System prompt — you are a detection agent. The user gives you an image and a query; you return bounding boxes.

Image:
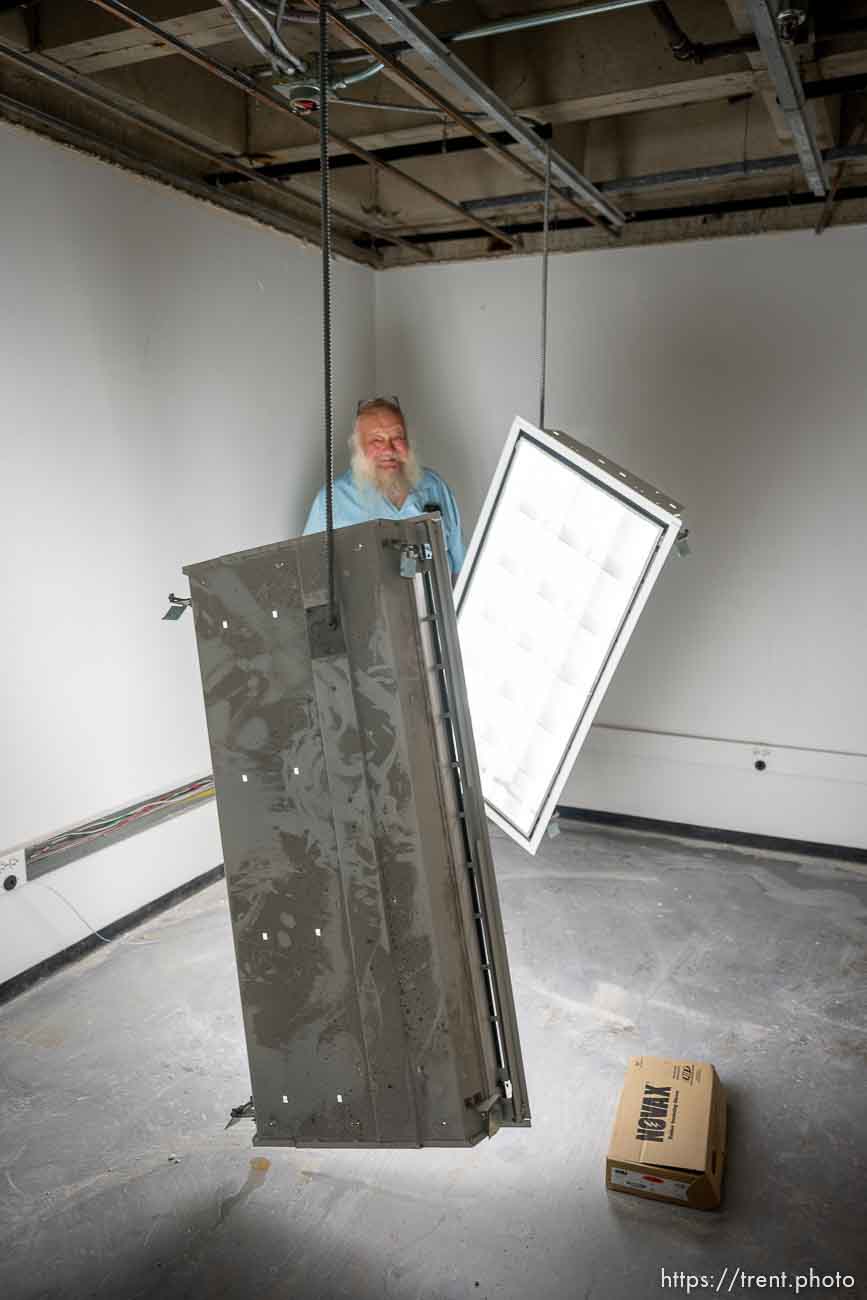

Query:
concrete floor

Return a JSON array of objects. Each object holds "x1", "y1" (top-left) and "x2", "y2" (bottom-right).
[{"x1": 1, "y1": 823, "x2": 865, "y2": 1300}]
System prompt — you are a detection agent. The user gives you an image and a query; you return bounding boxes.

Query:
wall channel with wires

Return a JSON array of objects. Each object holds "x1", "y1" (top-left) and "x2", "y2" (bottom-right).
[{"x1": 0, "y1": 778, "x2": 216, "y2": 896}]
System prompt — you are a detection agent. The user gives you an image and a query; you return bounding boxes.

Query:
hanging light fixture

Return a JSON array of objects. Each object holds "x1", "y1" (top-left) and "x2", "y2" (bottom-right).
[
  {"x1": 184, "y1": 516, "x2": 530, "y2": 1146},
  {"x1": 455, "y1": 416, "x2": 685, "y2": 854}
]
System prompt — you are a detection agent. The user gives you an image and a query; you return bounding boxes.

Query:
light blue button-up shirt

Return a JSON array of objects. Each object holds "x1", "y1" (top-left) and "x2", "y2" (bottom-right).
[{"x1": 303, "y1": 468, "x2": 466, "y2": 575}]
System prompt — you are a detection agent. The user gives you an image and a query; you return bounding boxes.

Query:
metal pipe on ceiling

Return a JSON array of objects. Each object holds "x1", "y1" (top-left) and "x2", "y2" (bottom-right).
[
  {"x1": 85, "y1": 0, "x2": 520, "y2": 248},
  {"x1": 456, "y1": 0, "x2": 751, "y2": 61},
  {"x1": 332, "y1": 58, "x2": 384, "y2": 89},
  {"x1": 328, "y1": 95, "x2": 495, "y2": 116},
  {"x1": 324, "y1": 0, "x2": 757, "y2": 66},
  {"x1": 259, "y1": 0, "x2": 440, "y2": 22},
  {"x1": 380, "y1": 182, "x2": 867, "y2": 251},
  {"x1": 0, "y1": 36, "x2": 428, "y2": 256},
  {"x1": 307, "y1": 1, "x2": 677, "y2": 95},
  {"x1": 273, "y1": 0, "x2": 650, "y2": 26},
  {"x1": 648, "y1": 2, "x2": 699, "y2": 62},
  {"x1": 458, "y1": 144, "x2": 867, "y2": 212},
  {"x1": 448, "y1": 0, "x2": 653, "y2": 43},
  {"x1": 331, "y1": 94, "x2": 450, "y2": 113},
  {"x1": 257, "y1": 0, "x2": 812, "y2": 77},
  {"x1": 630, "y1": 6, "x2": 867, "y2": 65}
]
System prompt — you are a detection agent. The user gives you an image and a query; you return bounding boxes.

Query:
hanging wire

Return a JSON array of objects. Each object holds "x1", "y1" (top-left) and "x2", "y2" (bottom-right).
[
  {"x1": 219, "y1": 0, "x2": 305, "y2": 73},
  {"x1": 319, "y1": 0, "x2": 337, "y2": 628},
  {"x1": 538, "y1": 139, "x2": 551, "y2": 430},
  {"x1": 32, "y1": 881, "x2": 160, "y2": 947}
]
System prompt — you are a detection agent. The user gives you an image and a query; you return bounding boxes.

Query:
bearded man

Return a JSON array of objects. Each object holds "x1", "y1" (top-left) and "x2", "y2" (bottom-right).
[{"x1": 302, "y1": 397, "x2": 466, "y2": 576}]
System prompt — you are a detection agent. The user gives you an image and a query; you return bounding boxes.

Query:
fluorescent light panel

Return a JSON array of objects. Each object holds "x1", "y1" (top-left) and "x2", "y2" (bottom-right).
[{"x1": 456, "y1": 417, "x2": 683, "y2": 854}]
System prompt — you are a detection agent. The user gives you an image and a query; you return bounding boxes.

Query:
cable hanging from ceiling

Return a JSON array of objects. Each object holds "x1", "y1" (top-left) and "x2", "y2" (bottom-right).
[
  {"x1": 221, "y1": 0, "x2": 339, "y2": 618},
  {"x1": 538, "y1": 140, "x2": 551, "y2": 430},
  {"x1": 318, "y1": 0, "x2": 338, "y2": 629},
  {"x1": 223, "y1": 0, "x2": 339, "y2": 620}
]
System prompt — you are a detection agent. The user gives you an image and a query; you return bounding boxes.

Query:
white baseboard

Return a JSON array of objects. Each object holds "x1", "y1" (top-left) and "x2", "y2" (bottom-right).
[{"x1": 562, "y1": 725, "x2": 867, "y2": 852}]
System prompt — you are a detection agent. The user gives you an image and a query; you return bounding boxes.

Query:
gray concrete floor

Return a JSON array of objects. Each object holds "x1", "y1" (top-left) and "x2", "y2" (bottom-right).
[{"x1": 1, "y1": 823, "x2": 866, "y2": 1300}]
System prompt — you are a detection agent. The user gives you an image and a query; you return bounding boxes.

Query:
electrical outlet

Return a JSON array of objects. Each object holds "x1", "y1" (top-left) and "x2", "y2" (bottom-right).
[{"x1": 0, "y1": 847, "x2": 27, "y2": 894}]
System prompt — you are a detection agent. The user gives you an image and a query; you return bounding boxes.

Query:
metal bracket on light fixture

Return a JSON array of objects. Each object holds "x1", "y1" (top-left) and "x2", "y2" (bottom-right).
[
  {"x1": 545, "y1": 816, "x2": 561, "y2": 840},
  {"x1": 162, "y1": 592, "x2": 192, "y2": 621},
  {"x1": 675, "y1": 526, "x2": 691, "y2": 557},
  {"x1": 476, "y1": 1088, "x2": 505, "y2": 1137},
  {"x1": 224, "y1": 1096, "x2": 256, "y2": 1130},
  {"x1": 387, "y1": 539, "x2": 433, "y2": 578}
]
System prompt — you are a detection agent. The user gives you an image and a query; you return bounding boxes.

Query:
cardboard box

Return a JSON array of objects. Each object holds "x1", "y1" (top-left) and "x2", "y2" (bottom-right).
[{"x1": 606, "y1": 1055, "x2": 726, "y2": 1210}]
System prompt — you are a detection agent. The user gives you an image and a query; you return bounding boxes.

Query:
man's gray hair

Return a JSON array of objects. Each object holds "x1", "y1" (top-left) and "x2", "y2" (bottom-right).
[{"x1": 352, "y1": 396, "x2": 405, "y2": 439}]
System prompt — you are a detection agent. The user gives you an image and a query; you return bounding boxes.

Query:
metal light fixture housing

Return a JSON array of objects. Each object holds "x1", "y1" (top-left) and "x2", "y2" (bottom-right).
[
  {"x1": 184, "y1": 516, "x2": 530, "y2": 1147},
  {"x1": 455, "y1": 415, "x2": 684, "y2": 855}
]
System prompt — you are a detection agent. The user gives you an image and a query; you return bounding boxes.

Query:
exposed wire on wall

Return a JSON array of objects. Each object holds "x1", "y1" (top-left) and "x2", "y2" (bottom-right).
[
  {"x1": 30, "y1": 881, "x2": 160, "y2": 947},
  {"x1": 26, "y1": 777, "x2": 215, "y2": 867}
]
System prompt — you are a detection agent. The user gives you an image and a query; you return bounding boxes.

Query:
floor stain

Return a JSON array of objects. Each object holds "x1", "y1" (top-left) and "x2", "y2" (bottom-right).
[
  {"x1": 218, "y1": 1156, "x2": 271, "y2": 1223},
  {"x1": 0, "y1": 1021, "x2": 66, "y2": 1049}
]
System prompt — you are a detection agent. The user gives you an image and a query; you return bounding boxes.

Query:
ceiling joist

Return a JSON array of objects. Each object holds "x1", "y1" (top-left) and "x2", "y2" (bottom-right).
[{"x1": 2, "y1": 0, "x2": 867, "y2": 266}]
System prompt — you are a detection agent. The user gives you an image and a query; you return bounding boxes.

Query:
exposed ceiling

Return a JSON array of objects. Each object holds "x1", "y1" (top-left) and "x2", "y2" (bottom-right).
[{"x1": 2, "y1": 0, "x2": 867, "y2": 267}]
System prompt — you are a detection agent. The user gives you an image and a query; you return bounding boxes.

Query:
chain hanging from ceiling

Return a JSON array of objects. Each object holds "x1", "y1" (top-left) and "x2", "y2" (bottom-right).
[{"x1": 219, "y1": 0, "x2": 338, "y2": 623}]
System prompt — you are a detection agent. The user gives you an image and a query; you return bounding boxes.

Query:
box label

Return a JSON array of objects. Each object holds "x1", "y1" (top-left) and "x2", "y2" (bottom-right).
[
  {"x1": 634, "y1": 1082, "x2": 672, "y2": 1142},
  {"x1": 610, "y1": 1167, "x2": 691, "y2": 1201}
]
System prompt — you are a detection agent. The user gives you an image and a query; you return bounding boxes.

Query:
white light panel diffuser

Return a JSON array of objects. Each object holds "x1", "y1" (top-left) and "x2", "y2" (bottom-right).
[{"x1": 455, "y1": 416, "x2": 684, "y2": 854}]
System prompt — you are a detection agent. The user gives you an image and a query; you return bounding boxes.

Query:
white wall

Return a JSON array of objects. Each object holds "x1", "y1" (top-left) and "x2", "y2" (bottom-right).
[
  {"x1": 3, "y1": 124, "x2": 865, "y2": 991},
  {"x1": 0, "y1": 124, "x2": 374, "y2": 983},
  {"x1": 375, "y1": 229, "x2": 867, "y2": 849}
]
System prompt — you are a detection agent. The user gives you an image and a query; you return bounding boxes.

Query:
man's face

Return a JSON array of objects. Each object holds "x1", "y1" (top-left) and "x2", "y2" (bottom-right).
[{"x1": 356, "y1": 407, "x2": 409, "y2": 474}]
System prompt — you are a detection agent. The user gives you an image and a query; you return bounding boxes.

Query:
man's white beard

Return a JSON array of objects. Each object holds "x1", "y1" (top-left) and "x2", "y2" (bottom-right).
[{"x1": 351, "y1": 440, "x2": 422, "y2": 499}]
